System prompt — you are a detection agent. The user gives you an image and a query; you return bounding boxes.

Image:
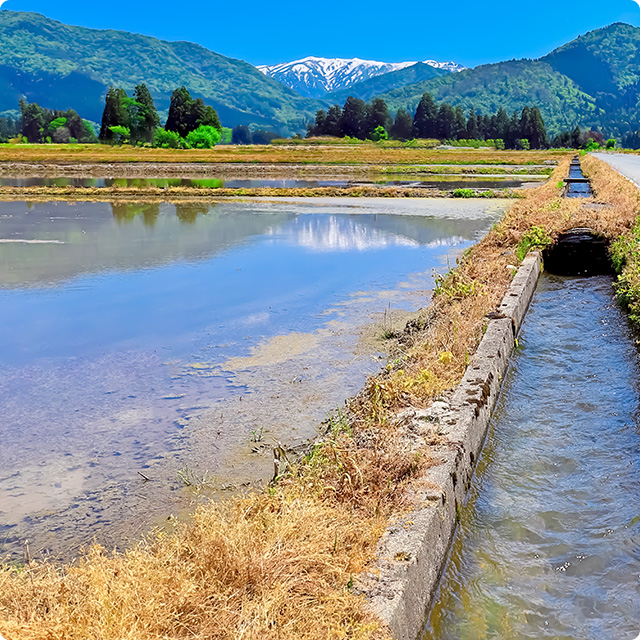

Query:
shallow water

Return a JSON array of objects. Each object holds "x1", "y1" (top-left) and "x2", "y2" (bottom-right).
[
  {"x1": 0, "y1": 197, "x2": 506, "y2": 558},
  {"x1": 423, "y1": 274, "x2": 640, "y2": 640},
  {"x1": 0, "y1": 175, "x2": 543, "y2": 190}
]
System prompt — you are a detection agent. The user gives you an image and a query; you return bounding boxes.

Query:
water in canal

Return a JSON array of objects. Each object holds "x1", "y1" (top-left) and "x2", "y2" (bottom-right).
[
  {"x1": 0, "y1": 197, "x2": 506, "y2": 558},
  {"x1": 423, "y1": 274, "x2": 640, "y2": 640}
]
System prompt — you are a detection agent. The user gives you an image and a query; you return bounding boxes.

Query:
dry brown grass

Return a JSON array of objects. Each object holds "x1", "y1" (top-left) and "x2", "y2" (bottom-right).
[
  {"x1": 0, "y1": 144, "x2": 566, "y2": 166},
  {"x1": 581, "y1": 154, "x2": 640, "y2": 324},
  {"x1": 5, "y1": 153, "x2": 639, "y2": 640}
]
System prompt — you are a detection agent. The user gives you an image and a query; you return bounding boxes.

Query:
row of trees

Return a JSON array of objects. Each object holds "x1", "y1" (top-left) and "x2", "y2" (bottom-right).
[
  {"x1": 17, "y1": 100, "x2": 96, "y2": 144},
  {"x1": 307, "y1": 94, "x2": 549, "y2": 149},
  {"x1": 307, "y1": 98, "x2": 393, "y2": 141},
  {"x1": 99, "y1": 84, "x2": 223, "y2": 148}
]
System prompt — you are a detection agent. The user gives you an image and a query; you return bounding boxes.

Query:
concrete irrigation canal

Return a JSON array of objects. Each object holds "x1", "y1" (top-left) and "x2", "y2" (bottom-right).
[{"x1": 367, "y1": 157, "x2": 640, "y2": 640}]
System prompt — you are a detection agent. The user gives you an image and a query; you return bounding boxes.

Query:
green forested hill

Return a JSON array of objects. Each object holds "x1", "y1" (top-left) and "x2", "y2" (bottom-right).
[
  {"x1": 370, "y1": 23, "x2": 640, "y2": 136},
  {"x1": 325, "y1": 63, "x2": 448, "y2": 103},
  {"x1": 541, "y1": 22, "x2": 640, "y2": 132},
  {"x1": 376, "y1": 59, "x2": 604, "y2": 136},
  {"x1": 0, "y1": 11, "x2": 321, "y2": 133}
]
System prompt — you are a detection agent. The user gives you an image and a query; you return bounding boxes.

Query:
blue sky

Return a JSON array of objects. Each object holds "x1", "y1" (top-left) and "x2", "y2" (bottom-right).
[{"x1": 1, "y1": 0, "x2": 640, "y2": 67}]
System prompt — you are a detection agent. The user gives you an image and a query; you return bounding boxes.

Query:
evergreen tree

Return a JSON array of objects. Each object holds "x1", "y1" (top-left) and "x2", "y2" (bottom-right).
[
  {"x1": 390, "y1": 108, "x2": 414, "y2": 140},
  {"x1": 413, "y1": 93, "x2": 437, "y2": 138},
  {"x1": 494, "y1": 108, "x2": 510, "y2": 141},
  {"x1": 366, "y1": 98, "x2": 391, "y2": 136},
  {"x1": 190, "y1": 99, "x2": 221, "y2": 131},
  {"x1": 519, "y1": 106, "x2": 533, "y2": 146},
  {"x1": 506, "y1": 111, "x2": 520, "y2": 148},
  {"x1": 466, "y1": 108, "x2": 480, "y2": 139},
  {"x1": 99, "y1": 87, "x2": 128, "y2": 142},
  {"x1": 436, "y1": 103, "x2": 455, "y2": 139},
  {"x1": 166, "y1": 87, "x2": 221, "y2": 138},
  {"x1": 452, "y1": 106, "x2": 466, "y2": 140},
  {"x1": 20, "y1": 100, "x2": 46, "y2": 143},
  {"x1": 528, "y1": 107, "x2": 547, "y2": 148},
  {"x1": 323, "y1": 105, "x2": 342, "y2": 137},
  {"x1": 308, "y1": 109, "x2": 326, "y2": 136},
  {"x1": 482, "y1": 115, "x2": 491, "y2": 139},
  {"x1": 571, "y1": 125, "x2": 582, "y2": 148},
  {"x1": 133, "y1": 84, "x2": 159, "y2": 143},
  {"x1": 339, "y1": 97, "x2": 367, "y2": 139},
  {"x1": 166, "y1": 86, "x2": 194, "y2": 138}
]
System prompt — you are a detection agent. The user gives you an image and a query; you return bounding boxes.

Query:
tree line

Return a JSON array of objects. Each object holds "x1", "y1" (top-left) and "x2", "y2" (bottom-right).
[
  {"x1": 308, "y1": 94, "x2": 549, "y2": 149},
  {"x1": 99, "y1": 84, "x2": 223, "y2": 148},
  {"x1": 15, "y1": 101, "x2": 97, "y2": 144}
]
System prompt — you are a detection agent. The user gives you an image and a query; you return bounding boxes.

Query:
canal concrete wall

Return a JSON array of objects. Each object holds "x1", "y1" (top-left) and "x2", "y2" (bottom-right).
[{"x1": 363, "y1": 251, "x2": 542, "y2": 640}]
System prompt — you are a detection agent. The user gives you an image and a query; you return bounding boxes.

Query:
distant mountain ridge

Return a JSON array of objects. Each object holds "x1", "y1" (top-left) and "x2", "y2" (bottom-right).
[
  {"x1": 0, "y1": 12, "x2": 638, "y2": 138},
  {"x1": 257, "y1": 56, "x2": 465, "y2": 98},
  {"x1": 325, "y1": 62, "x2": 450, "y2": 103},
  {"x1": 0, "y1": 10, "x2": 321, "y2": 133},
  {"x1": 370, "y1": 23, "x2": 640, "y2": 136}
]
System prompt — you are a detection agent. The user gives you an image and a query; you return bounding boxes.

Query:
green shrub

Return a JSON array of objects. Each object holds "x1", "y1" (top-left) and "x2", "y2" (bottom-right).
[
  {"x1": 452, "y1": 188, "x2": 474, "y2": 198},
  {"x1": 109, "y1": 125, "x2": 130, "y2": 144},
  {"x1": 370, "y1": 126, "x2": 388, "y2": 142},
  {"x1": 516, "y1": 225, "x2": 553, "y2": 261},
  {"x1": 585, "y1": 138, "x2": 601, "y2": 152},
  {"x1": 186, "y1": 125, "x2": 221, "y2": 149},
  {"x1": 153, "y1": 128, "x2": 184, "y2": 149}
]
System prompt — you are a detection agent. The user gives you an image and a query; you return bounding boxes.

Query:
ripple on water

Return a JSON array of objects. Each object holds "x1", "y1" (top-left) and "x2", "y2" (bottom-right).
[{"x1": 423, "y1": 275, "x2": 640, "y2": 640}]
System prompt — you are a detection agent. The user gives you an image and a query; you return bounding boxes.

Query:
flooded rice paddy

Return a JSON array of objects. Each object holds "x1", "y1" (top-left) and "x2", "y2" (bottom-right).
[
  {"x1": 423, "y1": 274, "x2": 640, "y2": 640},
  {"x1": 0, "y1": 197, "x2": 506, "y2": 559},
  {"x1": 0, "y1": 175, "x2": 545, "y2": 191}
]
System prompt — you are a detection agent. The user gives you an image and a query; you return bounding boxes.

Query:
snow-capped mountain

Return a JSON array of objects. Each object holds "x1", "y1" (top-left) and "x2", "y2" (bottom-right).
[{"x1": 257, "y1": 56, "x2": 465, "y2": 98}]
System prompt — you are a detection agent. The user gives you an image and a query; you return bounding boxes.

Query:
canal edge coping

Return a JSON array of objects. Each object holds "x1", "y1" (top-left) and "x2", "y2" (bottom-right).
[{"x1": 362, "y1": 250, "x2": 542, "y2": 640}]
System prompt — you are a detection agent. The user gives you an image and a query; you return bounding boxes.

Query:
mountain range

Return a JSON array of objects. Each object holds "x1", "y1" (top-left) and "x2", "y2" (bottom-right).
[
  {"x1": 257, "y1": 57, "x2": 464, "y2": 98},
  {"x1": 0, "y1": 10, "x2": 319, "y2": 134},
  {"x1": 374, "y1": 22, "x2": 640, "y2": 136},
  {"x1": 0, "y1": 12, "x2": 639, "y2": 137}
]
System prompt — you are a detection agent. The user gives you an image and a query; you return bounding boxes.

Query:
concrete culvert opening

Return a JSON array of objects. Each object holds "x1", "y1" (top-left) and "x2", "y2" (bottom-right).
[{"x1": 543, "y1": 228, "x2": 613, "y2": 276}]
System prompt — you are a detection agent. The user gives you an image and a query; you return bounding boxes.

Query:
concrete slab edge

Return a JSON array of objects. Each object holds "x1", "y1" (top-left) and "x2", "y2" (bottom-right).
[{"x1": 362, "y1": 251, "x2": 542, "y2": 640}]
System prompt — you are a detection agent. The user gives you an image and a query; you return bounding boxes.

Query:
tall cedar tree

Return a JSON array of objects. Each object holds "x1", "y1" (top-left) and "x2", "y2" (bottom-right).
[
  {"x1": 20, "y1": 99, "x2": 46, "y2": 143},
  {"x1": 100, "y1": 87, "x2": 128, "y2": 142},
  {"x1": 390, "y1": 108, "x2": 414, "y2": 140},
  {"x1": 466, "y1": 108, "x2": 480, "y2": 139},
  {"x1": 413, "y1": 93, "x2": 438, "y2": 138},
  {"x1": 166, "y1": 87, "x2": 222, "y2": 138},
  {"x1": 133, "y1": 84, "x2": 159, "y2": 143},
  {"x1": 165, "y1": 87, "x2": 193, "y2": 138},
  {"x1": 339, "y1": 97, "x2": 367, "y2": 139},
  {"x1": 453, "y1": 107, "x2": 466, "y2": 139},
  {"x1": 324, "y1": 105, "x2": 342, "y2": 136},
  {"x1": 366, "y1": 98, "x2": 391, "y2": 133},
  {"x1": 436, "y1": 103, "x2": 455, "y2": 139}
]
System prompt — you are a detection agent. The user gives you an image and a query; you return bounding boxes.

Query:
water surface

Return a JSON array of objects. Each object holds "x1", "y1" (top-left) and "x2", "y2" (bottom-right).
[
  {"x1": 423, "y1": 275, "x2": 640, "y2": 640},
  {"x1": 0, "y1": 198, "x2": 506, "y2": 558},
  {"x1": 0, "y1": 175, "x2": 544, "y2": 190}
]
